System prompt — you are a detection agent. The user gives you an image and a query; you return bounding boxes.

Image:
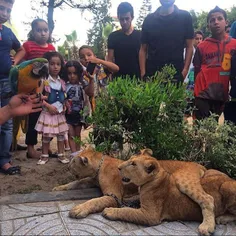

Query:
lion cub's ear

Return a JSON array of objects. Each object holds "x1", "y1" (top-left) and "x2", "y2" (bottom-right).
[
  {"x1": 145, "y1": 162, "x2": 156, "y2": 174},
  {"x1": 85, "y1": 144, "x2": 95, "y2": 151},
  {"x1": 140, "y1": 148, "x2": 153, "y2": 156},
  {"x1": 79, "y1": 156, "x2": 88, "y2": 165}
]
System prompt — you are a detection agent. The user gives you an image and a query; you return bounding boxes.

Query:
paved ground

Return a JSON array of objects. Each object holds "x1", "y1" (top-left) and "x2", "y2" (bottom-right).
[{"x1": 0, "y1": 189, "x2": 236, "y2": 236}]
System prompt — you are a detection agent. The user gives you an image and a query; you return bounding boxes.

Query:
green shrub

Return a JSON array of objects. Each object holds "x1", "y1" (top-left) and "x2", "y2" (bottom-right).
[
  {"x1": 183, "y1": 117, "x2": 236, "y2": 178},
  {"x1": 89, "y1": 66, "x2": 190, "y2": 159},
  {"x1": 88, "y1": 66, "x2": 236, "y2": 178}
]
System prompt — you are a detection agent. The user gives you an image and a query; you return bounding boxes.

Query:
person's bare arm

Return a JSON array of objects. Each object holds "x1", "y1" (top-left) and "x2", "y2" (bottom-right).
[
  {"x1": 13, "y1": 46, "x2": 26, "y2": 65},
  {"x1": 88, "y1": 57, "x2": 119, "y2": 73},
  {"x1": 83, "y1": 74, "x2": 95, "y2": 97},
  {"x1": 0, "y1": 94, "x2": 44, "y2": 125},
  {"x1": 193, "y1": 47, "x2": 202, "y2": 80},
  {"x1": 183, "y1": 39, "x2": 194, "y2": 78},
  {"x1": 139, "y1": 44, "x2": 148, "y2": 79},
  {"x1": 107, "y1": 49, "x2": 114, "y2": 62}
]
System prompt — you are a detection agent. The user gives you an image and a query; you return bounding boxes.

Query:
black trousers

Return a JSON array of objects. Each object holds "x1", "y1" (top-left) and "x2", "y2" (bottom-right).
[
  {"x1": 224, "y1": 101, "x2": 236, "y2": 124},
  {"x1": 194, "y1": 98, "x2": 224, "y2": 120},
  {"x1": 25, "y1": 111, "x2": 40, "y2": 146}
]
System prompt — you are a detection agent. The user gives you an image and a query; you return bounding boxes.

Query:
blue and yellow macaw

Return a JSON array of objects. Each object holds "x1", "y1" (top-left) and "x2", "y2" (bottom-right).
[
  {"x1": 9, "y1": 58, "x2": 49, "y2": 151},
  {"x1": 9, "y1": 58, "x2": 49, "y2": 95}
]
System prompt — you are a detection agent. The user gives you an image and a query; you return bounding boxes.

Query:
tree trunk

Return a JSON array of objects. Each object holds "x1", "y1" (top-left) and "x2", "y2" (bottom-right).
[{"x1": 48, "y1": 0, "x2": 55, "y2": 34}]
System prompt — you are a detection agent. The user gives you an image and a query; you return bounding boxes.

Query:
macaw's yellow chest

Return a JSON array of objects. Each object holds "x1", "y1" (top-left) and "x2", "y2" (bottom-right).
[{"x1": 17, "y1": 66, "x2": 42, "y2": 94}]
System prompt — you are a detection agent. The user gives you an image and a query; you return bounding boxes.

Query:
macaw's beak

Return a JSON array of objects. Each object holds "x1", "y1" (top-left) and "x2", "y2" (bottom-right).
[
  {"x1": 32, "y1": 62, "x2": 49, "y2": 78},
  {"x1": 39, "y1": 63, "x2": 49, "y2": 78}
]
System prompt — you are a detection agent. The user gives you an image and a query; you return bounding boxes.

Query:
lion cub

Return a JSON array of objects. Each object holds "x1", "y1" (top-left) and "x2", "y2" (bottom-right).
[
  {"x1": 103, "y1": 149, "x2": 236, "y2": 236},
  {"x1": 53, "y1": 146, "x2": 139, "y2": 218}
]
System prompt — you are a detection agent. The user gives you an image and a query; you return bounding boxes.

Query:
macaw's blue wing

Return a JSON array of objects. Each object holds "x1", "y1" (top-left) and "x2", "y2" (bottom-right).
[{"x1": 9, "y1": 65, "x2": 19, "y2": 95}]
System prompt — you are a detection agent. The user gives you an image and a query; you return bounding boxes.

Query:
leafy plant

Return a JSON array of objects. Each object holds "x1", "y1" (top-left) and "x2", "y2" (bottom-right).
[
  {"x1": 89, "y1": 66, "x2": 189, "y2": 159},
  {"x1": 183, "y1": 117, "x2": 236, "y2": 178},
  {"x1": 88, "y1": 65, "x2": 236, "y2": 178},
  {"x1": 72, "y1": 136, "x2": 83, "y2": 146}
]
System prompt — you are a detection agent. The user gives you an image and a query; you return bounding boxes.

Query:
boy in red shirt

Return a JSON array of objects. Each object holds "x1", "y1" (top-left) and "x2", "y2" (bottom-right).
[{"x1": 193, "y1": 6, "x2": 236, "y2": 120}]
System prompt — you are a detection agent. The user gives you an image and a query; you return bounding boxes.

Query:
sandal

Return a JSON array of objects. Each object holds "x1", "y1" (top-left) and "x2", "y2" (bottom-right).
[
  {"x1": 0, "y1": 166, "x2": 21, "y2": 175},
  {"x1": 37, "y1": 155, "x2": 49, "y2": 165},
  {"x1": 57, "y1": 154, "x2": 70, "y2": 164}
]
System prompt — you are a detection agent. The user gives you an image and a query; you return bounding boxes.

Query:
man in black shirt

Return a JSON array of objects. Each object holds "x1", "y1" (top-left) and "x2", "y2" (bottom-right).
[
  {"x1": 139, "y1": 0, "x2": 194, "y2": 83},
  {"x1": 107, "y1": 2, "x2": 141, "y2": 79}
]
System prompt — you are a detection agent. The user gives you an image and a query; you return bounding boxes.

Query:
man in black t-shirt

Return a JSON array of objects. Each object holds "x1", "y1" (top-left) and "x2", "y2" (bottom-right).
[
  {"x1": 107, "y1": 2, "x2": 141, "y2": 79},
  {"x1": 139, "y1": 0, "x2": 194, "y2": 83}
]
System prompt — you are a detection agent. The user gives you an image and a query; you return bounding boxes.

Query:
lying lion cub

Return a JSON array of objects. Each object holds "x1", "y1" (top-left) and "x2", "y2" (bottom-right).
[
  {"x1": 53, "y1": 146, "x2": 139, "y2": 218},
  {"x1": 102, "y1": 149, "x2": 236, "y2": 236}
]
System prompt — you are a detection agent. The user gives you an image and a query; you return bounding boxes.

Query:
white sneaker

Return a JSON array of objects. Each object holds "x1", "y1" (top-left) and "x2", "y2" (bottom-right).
[
  {"x1": 58, "y1": 157, "x2": 70, "y2": 164},
  {"x1": 37, "y1": 158, "x2": 49, "y2": 165}
]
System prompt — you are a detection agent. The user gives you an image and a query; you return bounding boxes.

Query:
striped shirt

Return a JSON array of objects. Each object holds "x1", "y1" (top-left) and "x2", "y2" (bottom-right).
[{"x1": 23, "y1": 41, "x2": 55, "y2": 60}]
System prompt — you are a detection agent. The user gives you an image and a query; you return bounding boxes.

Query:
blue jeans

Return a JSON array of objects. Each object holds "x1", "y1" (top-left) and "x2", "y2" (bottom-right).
[{"x1": 0, "y1": 79, "x2": 13, "y2": 168}]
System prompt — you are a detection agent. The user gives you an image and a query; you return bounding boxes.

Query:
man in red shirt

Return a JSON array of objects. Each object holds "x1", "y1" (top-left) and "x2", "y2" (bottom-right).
[{"x1": 193, "y1": 6, "x2": 236, "y2": 120}]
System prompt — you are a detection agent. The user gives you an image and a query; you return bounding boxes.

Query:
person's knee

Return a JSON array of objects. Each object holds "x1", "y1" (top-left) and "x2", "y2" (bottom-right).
[
  {"x1": 58, "y1": 135, "x2": 65, "y2": 142},
  {"x1": 42, "y1": 136, "x2": 51, "y2": 143}
]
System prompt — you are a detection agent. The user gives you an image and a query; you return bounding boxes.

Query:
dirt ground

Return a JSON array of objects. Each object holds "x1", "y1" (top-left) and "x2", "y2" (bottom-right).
[
  {"x1": 0, "y1": 128, "x2": 92, "y2": 197},
  {"x1": 0, "y1": 115, "x2": 224, "y2": 197}
]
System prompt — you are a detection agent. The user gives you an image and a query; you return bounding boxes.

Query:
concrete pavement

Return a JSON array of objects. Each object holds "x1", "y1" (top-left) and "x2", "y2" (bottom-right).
[{"x1": 0, "y1": 189, "x2": 235, "y2": 235}]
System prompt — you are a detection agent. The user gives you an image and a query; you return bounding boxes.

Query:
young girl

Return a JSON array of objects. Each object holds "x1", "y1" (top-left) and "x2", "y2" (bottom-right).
[
  {"x1": 35, "y1": 51, "x2": 69, "y2": 165},
  {"x1": 64, "y1": 61, "x2": 94, "y2": 158},
  {"x1": 22, "y1": 18, "x2": 56, "y2": 159},
  {"x1": 79, "y1": 45, "x2": 119, "y2": 112}
]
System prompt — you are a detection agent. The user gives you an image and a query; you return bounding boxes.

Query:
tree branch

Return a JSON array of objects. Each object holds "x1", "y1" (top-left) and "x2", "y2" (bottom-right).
[
  {"x1": 62, "y1": 0, "x2": 95, "y2": 9},
  {"x1": 54, "y1": 0, "x2": 65, "y2": 8}
]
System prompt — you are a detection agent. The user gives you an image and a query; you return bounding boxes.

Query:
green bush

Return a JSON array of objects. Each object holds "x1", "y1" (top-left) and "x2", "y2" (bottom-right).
[
  {"x1": 89, "y1": 66, "x2": 190, "y2": 158},
  {"x1": 184, "y1": 117, "x2": 236, "y2": 178},
  {"x1": 88, "y1": 66, "x2": 236, "y2": 178}
]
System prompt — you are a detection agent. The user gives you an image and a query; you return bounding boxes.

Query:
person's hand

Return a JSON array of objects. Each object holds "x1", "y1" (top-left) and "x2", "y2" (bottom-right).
[
  {"x1": 47, "y1": 104, "x2": 59, "y2": 115},
  {"x1": 61, "y1": 105, "x2": 67, "y2": 115},
  {"x1": 141, "y1": 71, "x2": 146, "y2": 80},
  {"x1": 84, "y1": 70, "x2": 94, "y2": 82},
  {"x1": 87, "y1": 57, "x2": 100, "y2": 64},
  {"x1": 182, "y1": 68, "x2": 188, "y2": 79},
  {"x1": 7, "y1": 94, "x2": 45, "y2": 117},
  {"x1": 10, "y1": 54, "x2": 15, "y2": 65}
]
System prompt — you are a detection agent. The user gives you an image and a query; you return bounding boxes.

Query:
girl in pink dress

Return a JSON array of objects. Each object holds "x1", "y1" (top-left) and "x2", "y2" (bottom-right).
[{"x1": 35, "y1": 51, "x2": 69, "y2": 165}]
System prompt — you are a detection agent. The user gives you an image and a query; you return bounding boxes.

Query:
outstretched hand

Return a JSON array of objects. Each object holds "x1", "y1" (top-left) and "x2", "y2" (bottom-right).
[{"x1": 8, "y1": 94, "x2": 46, "y2": 117}]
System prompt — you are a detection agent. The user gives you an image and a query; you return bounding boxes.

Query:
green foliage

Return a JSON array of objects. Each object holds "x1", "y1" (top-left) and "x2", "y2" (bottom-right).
[
  {"x1": 136, "y1": 0, "x2": 152, "y2": 30},
  {"x1": 89, "y1": 66, "x2": 236, "y2": 178},
  {"x1": 30, "y1": 0, "x2": 96, "y2": 34},
  {"x1": 58, "y1": 30, "x2": 80, "y2": 60},
  {"x1": 190, "y1": 6, "x2": 236, "y2": 37},
  {"x1": 190, "y1": 10, "x2": 210, "y2": 36},
  {"x1": 90, "y1": 66, "x2": 189, "y2": 160},
  {"x1": 183, "y1": 117, "x2": 236, "y2": 178},
  {"x1": 72, "y1": 136, "x2": 82, "y2": 145},
  {"x1": 87, "y1": 0, "x2": 113, "y2": 59},
  {"x1": 227, "y1": 6, "x2": 236, "y2": 24}
]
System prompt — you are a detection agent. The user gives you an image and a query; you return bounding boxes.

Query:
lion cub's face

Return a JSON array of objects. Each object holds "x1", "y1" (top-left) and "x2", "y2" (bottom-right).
[
  {"x1": 69, "y1": 147, "x2": 99, "y2": 179},
  {"x1": 118, "y1": 149, "x2": 159, "y2": 186}
]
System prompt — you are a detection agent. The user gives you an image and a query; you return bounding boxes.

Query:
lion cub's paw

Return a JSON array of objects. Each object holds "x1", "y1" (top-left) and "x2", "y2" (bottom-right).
[
  {"x1": 102, "y1": 208, "x2": 118, "y2": 221},
  {"x1": 69, "y1": 205, "x2": 89, "y2": 219},
  {"x1": 52, "y1": 186, "x2": 67, "y2": 191},
  {"x1": 198, "y1": 222, "x2": 215, "y2": 236}
]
